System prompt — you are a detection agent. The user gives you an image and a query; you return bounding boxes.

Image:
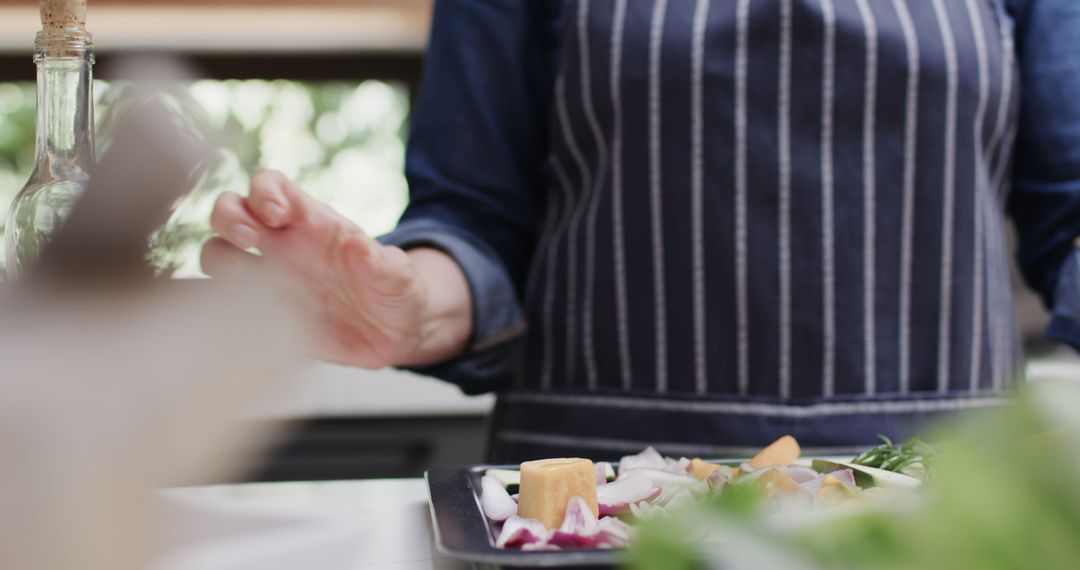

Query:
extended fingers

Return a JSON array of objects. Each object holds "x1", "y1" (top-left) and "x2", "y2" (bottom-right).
[{"x1": 209, "y1": 192, "x2": 262, "y2": 249}]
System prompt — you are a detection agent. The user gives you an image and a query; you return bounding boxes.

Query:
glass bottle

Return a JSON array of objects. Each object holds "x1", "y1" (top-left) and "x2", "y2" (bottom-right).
[{"x1": 4, "y1": 28, "x2": 95, "y2": 276}]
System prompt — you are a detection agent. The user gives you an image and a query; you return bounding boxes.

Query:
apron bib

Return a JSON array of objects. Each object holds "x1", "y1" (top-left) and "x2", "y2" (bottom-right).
[{"x1": 493, "y1": 0, "x2": 1018, "y2": 462}]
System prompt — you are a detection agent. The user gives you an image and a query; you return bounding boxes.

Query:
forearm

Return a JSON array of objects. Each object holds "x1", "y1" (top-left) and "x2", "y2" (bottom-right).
[
  {"x1": 399, "y1": 247, "x2": 474, "y2": 367},
  {"x1": 1008, "y1": 0, "x2": 1080, "y2": 305}
]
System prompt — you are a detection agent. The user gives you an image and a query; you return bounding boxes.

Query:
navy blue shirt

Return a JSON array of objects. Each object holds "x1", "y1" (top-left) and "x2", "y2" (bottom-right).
[{"x1": 383, "y1": 0, "x2": 1080, "y2": 405}]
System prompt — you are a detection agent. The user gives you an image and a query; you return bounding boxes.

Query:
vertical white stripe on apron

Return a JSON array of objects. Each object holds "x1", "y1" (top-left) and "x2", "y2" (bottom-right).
[
  {"x1": 892, "y1": 0, "x2": 919, "y2": 395},
  {"x1": 932, "y1": 0, "x2": 959, "y2": 394},
  {"x1": 992, "y1": 121, "x2": 1018, "y2": 390},
  {"x1": 989, "y1": 12, "x2": 1019, "y2": 390},
  {"x1": 820, "y1": 0, "x2": 836, "y2": 397},
  {"x1": 778, "y1": 0, "x2": 793, "y2": 399},
  {"x1": 992, "y1": 138, "x2": 1017, "y2": 391},
  {"x1": 965, "y1": 0, "x2": 990, "y2": 392},
  {"x1": 984, "y1": 7, "x2": 1015, "y2": 390},
  {"x1": 990, "y1": 29, "x2": 1017, "y2": 194},
  {"x1": 985, "y1": 16, "x2": 1014, "y2": 188},
  {"x1": 992, "y1": 117, "x2": 1019, "y2": 196},
  {"x1": 855, "y1": 0, "x2": 878, "y2": 396},
  {"x1": 524, "y1": 172, "x2": 562, "y2": 309},
  {"x1": 691, "y1": 0, "x2": 710, "y2": 395},
  {"x1": 555, "y1": 75, "x2": 590, "y2": 387},
  {"x1": 989, "y1": 76, "x2": 1019, "y2": 398},
  {"x1": 649, "y1": 0, "x2": 669, "y2": 393},
  {"x1": 983, "y1": 189, "x2": 1008, "y2": 392},
  {"x1": 542, "y1": 157, "x2": 575, "y2": 390},
  {"x1": 735, "y1": 0, "x2": 752, "y2": 395},
  {"x1": 578, "y1": 0, "x2": 608, "y2": 391},
  {"x1": 610, "y1": 0, "x2": 632, "y2": 391}
]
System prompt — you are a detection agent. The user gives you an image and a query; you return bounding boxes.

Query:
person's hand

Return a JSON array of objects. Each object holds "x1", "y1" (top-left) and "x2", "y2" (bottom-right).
[{"x1": 202, "y1": 170, "x2": 472, "y2": 368}]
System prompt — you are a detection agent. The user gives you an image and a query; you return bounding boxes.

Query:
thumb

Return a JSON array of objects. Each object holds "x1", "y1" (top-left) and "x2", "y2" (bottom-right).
[{"x1": 344, "y1": 237, "x2": 417, "y2": 294}]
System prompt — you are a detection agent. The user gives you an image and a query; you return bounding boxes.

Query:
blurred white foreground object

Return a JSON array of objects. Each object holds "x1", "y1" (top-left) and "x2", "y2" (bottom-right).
[
  {"x1": 152, "y1": 492, "x2": 368, "y2": 570},
  {"x1": 0, "y1": 54, "x2": 308, "y2": 570},
  {"x1": 0, "y1": 278, "x2": 303, "y2": 570}
]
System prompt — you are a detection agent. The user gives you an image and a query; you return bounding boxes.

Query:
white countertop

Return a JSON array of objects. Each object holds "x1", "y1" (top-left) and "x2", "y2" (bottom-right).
[
  {"x1": 253, "y1": 362, "x2": 494, "y2": 421},
  {"x1": 159, "y1": 479, "x2": 470, "y2": 570}
]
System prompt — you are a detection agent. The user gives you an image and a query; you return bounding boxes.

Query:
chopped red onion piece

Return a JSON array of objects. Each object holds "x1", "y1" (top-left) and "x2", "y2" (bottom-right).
[
  {"x1": 548, "y1": 531, "x2": 584, "y2": 548},
  {"x1": 559, "y1": 496, "x2": 599, "y2": 535},
  {"x1": 706, "y1": 465, "x2": 736, "y2": 491},
  {"x1": 495, "y1": 515, "x2": 550, "y2": 548},
  {"x1": 550, "y1": 504, "x2": 633, "y2": 549}
]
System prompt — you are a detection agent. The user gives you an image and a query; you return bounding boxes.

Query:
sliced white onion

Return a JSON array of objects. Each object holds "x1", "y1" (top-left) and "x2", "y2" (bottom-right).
[
  {"x1": 777, "y1": 465, "x2": 821, "y2": 484},
  {"x1": 629, "y1": 500, "x2": 666, "y2": 520},
  {"x1": 481, "y1": 474, "x2": 518, "y2": 522},
  {"x1": 827, "y1": 468, "x2": 858, "y2": 490},
  {"x1": 598, "y1": 473, "x2": 655, "y2": 504},
  {"x1": 664, "y1": 456, "x2": 693, "y2": 475},
  {"x1": 619, "y1": 467, "x2": 697, "y2": 488},
  {"x1": 618, "y1": 446, "x2": 668, "y2": 474},
  {"x1": 595, "y1": 462, "x2": 608, "y2": 485},
  {"x1": 799, "y1": 477, "x2": 824, "y2": 496},
  {"x1": 594, "y1": 516, "x2": 634, "y2": 547},
  {"x1": 662, "y1": 488, "x2": 696, "y2": 510},
  {"x1": 597, "y1": 473, "x2": 660, "y2": 515},
  {"x1": 550, "y1": 499, "x2": 635, "y2": 549}
]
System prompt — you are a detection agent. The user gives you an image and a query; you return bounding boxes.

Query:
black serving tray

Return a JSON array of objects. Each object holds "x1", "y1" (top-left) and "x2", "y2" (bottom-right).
[{"x1": 426, "y1": 464, "x2": 630, "y2": 567}]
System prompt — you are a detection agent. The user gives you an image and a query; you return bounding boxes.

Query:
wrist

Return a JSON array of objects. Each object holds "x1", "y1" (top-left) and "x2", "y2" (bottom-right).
[{"x1": 398, "y1": 247, "x2": 473, "y2": 366}]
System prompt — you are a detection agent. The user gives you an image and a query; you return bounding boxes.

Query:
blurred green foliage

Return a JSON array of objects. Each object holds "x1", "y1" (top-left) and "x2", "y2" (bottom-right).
[
  {"x1": 629, "y1": 383, "x2": 1080, "y2": 570},
  {"x1": 0, "y1": 78, "x2": 410, "y2": 277}
]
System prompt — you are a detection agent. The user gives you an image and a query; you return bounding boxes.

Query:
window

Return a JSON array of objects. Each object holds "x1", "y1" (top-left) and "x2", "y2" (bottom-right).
[
  {"x1": 0, "y1": 0, "x2": 429, "y2": 277},
  {"x1": 0, "y1": 78, "x2": 411, "y2": 276}
]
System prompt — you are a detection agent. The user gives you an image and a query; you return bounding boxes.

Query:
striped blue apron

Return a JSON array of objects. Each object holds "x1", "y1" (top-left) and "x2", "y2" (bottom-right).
[{"x1": 491, "y1": 0, "x2": 1019, "y2": 461}]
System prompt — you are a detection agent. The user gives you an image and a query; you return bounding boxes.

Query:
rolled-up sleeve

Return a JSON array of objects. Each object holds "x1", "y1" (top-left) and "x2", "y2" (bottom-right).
[
  {"x1": 379, "y1": 0, "x2": 561, "y2": 393},
  {"x1": 1006, "y1": 0, "x2": 1080, "y2": 348}
]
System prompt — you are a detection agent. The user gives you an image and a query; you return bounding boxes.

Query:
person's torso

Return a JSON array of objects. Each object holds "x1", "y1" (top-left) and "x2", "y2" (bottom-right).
[{"x1": 495, "y1": 0, "x2": 1018, "y2": 461}]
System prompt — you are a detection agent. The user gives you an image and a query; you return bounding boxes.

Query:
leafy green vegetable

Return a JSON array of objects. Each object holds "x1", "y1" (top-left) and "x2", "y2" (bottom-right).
[
  {"x1": 630, "y1": 381, "x2": 1080, "y2": 570},
  {"x1": 851, "y1": 435, "x2": 937, "y2": 478}
]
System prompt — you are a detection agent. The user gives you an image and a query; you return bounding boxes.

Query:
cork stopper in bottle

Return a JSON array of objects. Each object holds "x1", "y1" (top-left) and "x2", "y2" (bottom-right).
[{"x1": 40, "y1": 0, "x2": 87, "y2": 30}]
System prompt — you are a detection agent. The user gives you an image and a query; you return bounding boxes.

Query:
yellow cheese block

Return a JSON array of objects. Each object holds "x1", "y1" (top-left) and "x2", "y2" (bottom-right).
[
  {"x1": 756, "y1": 468, "x2": 802, "y2": 496},
  {"x1": 517, "y1": 458, "x2": 599, "y2": 529},
  {"x1": 748, "y1": 435, "x2": 801, "y2": 469},
  {"x1": 689, "y1": 458, "x2": 722, "y2": 480},
  {"x1": 816, "y1": 474, "x2": 854, "y2": 506}
]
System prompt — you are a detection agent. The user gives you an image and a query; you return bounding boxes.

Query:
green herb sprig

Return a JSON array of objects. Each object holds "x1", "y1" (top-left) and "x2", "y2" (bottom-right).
[{"x1": 851, "y1": 435, "x2": 937, "y2": 478}]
